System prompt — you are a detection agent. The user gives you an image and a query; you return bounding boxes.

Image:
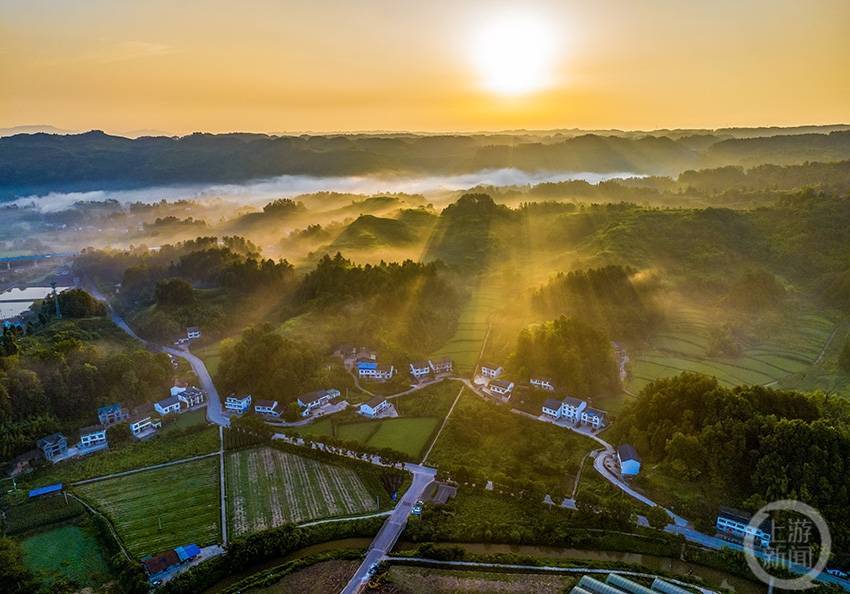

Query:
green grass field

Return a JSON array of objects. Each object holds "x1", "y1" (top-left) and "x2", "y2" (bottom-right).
[
  {"x1": 20, "y1": 524, "x2": 113, "y2": 588},
  {"x1": 626, "y1": 304, "x2": 840, "y2": 394},
  {"x1": 26, "y1": 425, "x2": 220, "y2": 488},
  {"x1": 427, "y1": 389, "x2": 595, "y2": 495},
  {"x1": 225, "y1": 447, "x2": 383, "y2": 537},
  {"x1": 75, "y1": 457, "x2": 220, "y2": 557},
  {"x1": 364, "y1": 417, "x2": 440, "y2": 457},
  {"x1": 295, "y1": 416, "x2": 439, "y2": 459},
  {"x1": 294, "y1": 383, "x2": 457, "y2": 459},
  {"x1": 430, "y1": 278, "x2": 502, "y2": 374}
]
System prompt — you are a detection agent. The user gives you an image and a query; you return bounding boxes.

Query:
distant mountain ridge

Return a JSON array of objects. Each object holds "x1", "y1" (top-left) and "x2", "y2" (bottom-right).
[{"x1": 2, "y1": 127, "x2": 850, "y2": 200}]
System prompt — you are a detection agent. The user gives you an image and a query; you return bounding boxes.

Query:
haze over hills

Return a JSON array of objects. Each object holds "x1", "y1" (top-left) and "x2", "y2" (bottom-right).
[{"x1": 3, "y1": 126, "x2": 850, "y2": 200}]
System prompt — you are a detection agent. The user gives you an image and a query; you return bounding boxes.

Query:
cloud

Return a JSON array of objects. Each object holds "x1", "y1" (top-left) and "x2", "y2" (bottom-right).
[{"x1": 97, "y1": 41, "x2": 173, "y2": 63}]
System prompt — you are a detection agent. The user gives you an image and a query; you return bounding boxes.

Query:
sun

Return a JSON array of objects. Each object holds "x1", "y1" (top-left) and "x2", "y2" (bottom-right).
[{"x1": 471, "y1": 15, "x2": 557, "y2": 96}]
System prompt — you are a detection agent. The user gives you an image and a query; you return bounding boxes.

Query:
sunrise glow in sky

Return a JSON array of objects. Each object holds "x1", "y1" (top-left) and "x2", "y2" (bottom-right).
[{"x1": 2, "y1": 0, "x2": 850, "y2": 134}]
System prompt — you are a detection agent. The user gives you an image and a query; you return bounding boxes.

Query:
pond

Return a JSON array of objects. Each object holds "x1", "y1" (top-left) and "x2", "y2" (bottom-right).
[{"x1": 0, "y1": 285, "x2": 70, "y2": 319}]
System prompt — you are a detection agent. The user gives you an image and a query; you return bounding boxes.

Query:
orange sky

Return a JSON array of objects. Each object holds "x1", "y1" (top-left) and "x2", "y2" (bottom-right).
[{"x1": 2, "y1": 0, "x2": 849, "y2": 134}]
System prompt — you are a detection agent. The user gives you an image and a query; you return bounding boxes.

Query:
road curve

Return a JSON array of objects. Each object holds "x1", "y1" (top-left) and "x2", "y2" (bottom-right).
[{"x1": 86, "y1": 284, "x2": 229, "y2": 428}]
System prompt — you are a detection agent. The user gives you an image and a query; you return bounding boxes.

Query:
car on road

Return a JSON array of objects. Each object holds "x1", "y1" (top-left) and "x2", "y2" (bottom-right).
[{"x1": 411, "y1": 500, "x2": 424, "y2": 516}]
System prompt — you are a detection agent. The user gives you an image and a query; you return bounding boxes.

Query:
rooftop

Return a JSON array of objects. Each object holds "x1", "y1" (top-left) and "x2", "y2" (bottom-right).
[
  {"x1": 543, "y1": 398, "x2": 563, "y2": 410},
  {"x1": 97, "y1": 403, "x2": 123, "y2": 413},
  {"x1": 411, "y1": 360, "x2": 430, "y2": 369},
  {"x1": 28, "y1": 483, "x2": 63, "y2": 498},
  {"x1": 156, "y1": 395, "x2": 181, "y2": 408},
  {"x1": 617, "y1": 443, "x2": 640, "y2": 462},
  {"x1": 37, "y1": 433, "x2": 66, "y2": 446},
  {"x1": 563, "y1": 396, "x2": 585, "y2": 408},
  {"x1": 80, "y1": 424, "x2": 106, "y2": 435},
  {"x1": 365, "y1": 396, "x2": 388, "y2": 408},
  {"x1": 585, "y1": 407, "x2": 606, "y2": 417},
  {"x1": 490, "y1": 379, "x2": 513, "y2": 390},
  {"x1": 255, "y1": 399, "x2": 278, "y2": 408}
]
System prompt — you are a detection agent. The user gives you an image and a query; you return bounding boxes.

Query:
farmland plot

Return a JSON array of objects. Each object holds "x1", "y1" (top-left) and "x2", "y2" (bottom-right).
[
  {"x1": 75, "y1": 457, "x2": 220, "y2": 557},
  {"x1": 226, "y1": 448, "x2": 382, "y2": 537}
]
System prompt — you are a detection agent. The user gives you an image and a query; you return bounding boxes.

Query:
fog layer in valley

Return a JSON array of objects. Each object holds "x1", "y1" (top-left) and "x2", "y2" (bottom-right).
[{"x1": 11, "y1": 168, "x2": 639, "y2": 212}]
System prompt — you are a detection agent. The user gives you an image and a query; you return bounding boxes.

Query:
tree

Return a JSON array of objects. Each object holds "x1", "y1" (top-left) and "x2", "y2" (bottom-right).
[
  {"x1": 646, "y1": 505, "x2": 671, "y2": 529},
  {"x1": 283, "y1": 402, "x2": 301, "y2": 422},
  {"x1": 155, "y1": 278, "x2": 195, "y2": 306},
  {"x1": 0, "y1": 537, "x2": 39, "y2": 594}
]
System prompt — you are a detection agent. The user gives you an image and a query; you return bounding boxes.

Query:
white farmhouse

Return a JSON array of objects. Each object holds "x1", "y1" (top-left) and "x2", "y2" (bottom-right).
[
  {"x1": 429, "y1": 358, "x2": 453, "y2": 374},
  {"x1": 129, "y1": 404, "x2": 162, "y2": 438},
  {"x1": 409, "y1": 361, "x2": 431, "y2": 380},
  {"x1": 530, "y1": 377, "x2": 556, "y2": 391},
  {"x1": 542, "y1": 398, "x2": 563, "y2": 417},
  {"x1": 489, "y1": 379, "x2": 514, "y2": 397},
  {"x1": 479, "y1": 363, "x2": 503, "y2": 378},
  {"x1": 297, "y1": 388, "x2": 340, "y2": 416},
  {"x1": 79, "y1": 425, "x2": 108, "y2": 451},
  {"x1": 225, "y1": 394, "x2": 252, "y2": 414},
  {"x1": 254, "y1": 399, "x2": 280, "y2": 417},
  {"x1": 541, "y1": 396, "x2": 587, "y2": 420},
  {"x1": 581, "y1": 407, "x2": 606, "y2": 429},
  {"x1": 154, "y1": 395, "x2": 182, "y2": 416},
  {"x1": 561, "y1": 396, "x2": 587, "y2": 420},
  {"x1": 186, "y1": 326, "x2": 201, "y2": 340},
  {"x1": 178, "y1": 387, "x2": 205, "y2": 408},
  {"x1": 359, "y1": 396, "x2": 391, "y2": 418}
]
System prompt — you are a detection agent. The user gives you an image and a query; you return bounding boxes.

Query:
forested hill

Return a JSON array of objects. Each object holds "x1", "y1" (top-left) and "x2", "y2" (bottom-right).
[{"x1": 3, "y1": 128, "x2": 850, "y2": 198}]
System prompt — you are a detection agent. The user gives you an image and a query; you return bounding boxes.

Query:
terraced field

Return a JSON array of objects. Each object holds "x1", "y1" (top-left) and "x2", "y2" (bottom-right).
[
  {"x1": 225, "y1": 448, "x2": 383, "y2": 537},
  {"x1": 626, "y1": 306, "x2": 837, "y2": 393},
  {"x1": 430, "y1": 279, "x2": 501, "y2": 374},
  {"x1": 75, "y1": 457, "x2": 220, "y2": 557}
]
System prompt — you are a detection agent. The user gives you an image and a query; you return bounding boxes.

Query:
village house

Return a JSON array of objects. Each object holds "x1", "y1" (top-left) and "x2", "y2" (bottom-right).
[
  {"x1": 186, "y1": 326, "x2": 201, "y2": 340},
  {"x1": 542, "y1": 398, "x2": 563, "y2": 417},
  {"x1": 254, "y1": 399, "x2": 280, "y2": 417},
  {"x1": 489, "y1": 379, "x2": 514, "y2": 397},
  {"x1": 715, "y1": 507, "x2": 772, "y2": 548},
  {"x1": 530, "y1": 377, "x2": 556, "y2": 391},
  {"x1": 129, "y1": 403, "x2": 162, "y2": 438},
  {"x1": 617, "y1": 444, "x2": 641, "y2": 476},
  {"x1": 225, "y1": 394, "x2": 252, "y2": 414},
  {"x1": 36, "y1": 433, "x2": 68, "y2": 463},
  {"x1": 79, "y1": 425, "x2": 108, "y2": 451},
  {"x1": 561, "y1": 396, "x2": 587, "y2": 420},
  {"x1": 409, "y1": 360, "x2": 431, "y2": 380},
  {"x1": 177, "y1": 387, "x2": 205, "y2": 408},
  {"x1": 97, "y1": 402, "x2": 129, "y2": 426},
  {"x1": 154, "y1": 395, "x2": 182, "y2": 416},
  {"x1": 297, "y1": 388, "x2": 340, "y2": 416},
  {"x1": 142, "y1": 543, "x2": 201, "y2": 579},
  {"x1": 479, "y1": 363, "x2": 503, "y2": 378},
  {"x1": 357, "y1": 358, "x2": 395, "y2": 381},
  {"x1": 581, "y1": 407, "x2": 607, "y2": 429},
  {"x1": 359, "y1": 396, "x2": 391, "y2": 418},
  {"x1": 429, "y1": 358, "x2": 453, "y2": 374},
  {"x1": 170, "y1": 381, "x2": 189, "y2": 397}
]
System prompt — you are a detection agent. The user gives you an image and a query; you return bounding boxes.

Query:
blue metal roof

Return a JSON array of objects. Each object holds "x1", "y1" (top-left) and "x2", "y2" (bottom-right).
[
  {"x1": 174, "y1": 543, "x2": 201, "y2": 561},
  {"x1": 28, "y1": 483, "x2": 63, "y2": 498}
]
